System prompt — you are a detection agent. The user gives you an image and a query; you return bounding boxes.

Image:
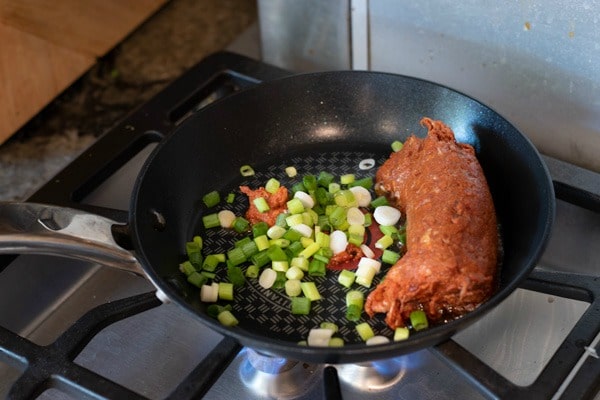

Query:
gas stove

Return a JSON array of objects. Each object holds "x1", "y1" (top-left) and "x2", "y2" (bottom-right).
[{"x1": 0, "y1": 51, "x2": 599, "y2": 399}]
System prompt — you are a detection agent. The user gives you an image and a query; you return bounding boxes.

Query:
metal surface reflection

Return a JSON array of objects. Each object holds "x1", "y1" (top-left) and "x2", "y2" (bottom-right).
[
  {"x1": 336, "y1": 351, "x2": 426, "y2": 391},
  {"x1": 238, "y1": 348, "x2": 321, "y2": 399}
]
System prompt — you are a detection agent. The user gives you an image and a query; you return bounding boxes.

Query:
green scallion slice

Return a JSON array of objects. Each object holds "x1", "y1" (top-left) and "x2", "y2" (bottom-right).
[
  {"x1": 245, "y1": 264, "x2": 259, "y2": 278},
  {"x1": 302, "y1": 174, "x2": 318, "y2": 191},
  {"x1": 265, "y1": 178, "x2": 280, "y2": 194},
  {"x1": 253, "y1": 197, "x2": 270, "y2": 213},
  {"x1": 285, "y1": 279, "x2": 302, "y2": 297},
  {"x1": 308, "y1": 259, "x2": 326, "y2": 277},
  {"x1": 252, "y1": 221, "x2": 269, "y2": 238},
  {"x1": 202, "y1": 254, "x2": 221, "y2": 272},
  {"x1": 338, "y1": 270, "x2": 356, "y2": 288},
  {"x1": 217, "y1": 310, "x2": 239, "y2": 326},
  {"x1": 218, "y1": 282, "x2": 234, "y2": 300},
  {"x1": 382, "y1": 249, "x2": 401, "y2": 264},
  {"x1": 370, "y1": 196, "x2": 389, "y2": 208},
  {"x1": 202, "y1": 213, "x2": 220, "y2": 229},
  {"x1": 202, "y1": 190, "x2": 220, "y2": 208},
  {"x1": 394, "y1": 327, "x2": 410, "y2": 341},
  {"x1": 356, "y1": 322, "x2": 375, "y2": 341},
  {"x1": 291, "y1": 296, "x2": 311, "y2": 315},
  {"x1": 340, "y1": 174, "x2": 355, "y2": 185},
  {"x1": 240, "y1": 165, "x2": 255, "y2": 177},
  {"x1": 410, "y1": 310, "x2": 429, "y2": 331},
  {"x1": 391, "y1": 140, "x2": 404, "y2": 152},
  {"x1": 301, "y1": 282, "x2": 321, "y2": 301},
  {"x1": 317, "y1": 171, "x2": 335, "y2": 188},
  {"x1": 187, "y1": 271, "x2": 208, "y2": 288},
  {"x1": 227, "y1": 247, "x2": 246, "y2": 266},
  {"x1": 227, "y1": 265, "x2": 246, "y2": 287},
  {"x1": 179, "y1": 260, "x2": 196, "y2": 276},
  {"x1": 251, "y1": 249, "x2": 271, "y2": 267},
  {"x1": 328, "y1": 337, "x2": 345, "y2": 347},
  {"x1": 232, "y1": 216, "x2": 250, "y2": 233}
]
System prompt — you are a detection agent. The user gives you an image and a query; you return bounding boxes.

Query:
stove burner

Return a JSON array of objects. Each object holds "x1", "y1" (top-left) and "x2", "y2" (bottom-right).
[
  {"x1": 239, "y1": 348, "x2": 321, "y2": 399},
  {"x1": 335, "y1": 354, "x2": 417, "y2": 392}
]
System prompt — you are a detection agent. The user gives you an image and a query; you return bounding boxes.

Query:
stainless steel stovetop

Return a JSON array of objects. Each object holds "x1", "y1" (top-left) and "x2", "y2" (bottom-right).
[{"x1": 0, "y1": 51, "x2": 598, "y2": 400}]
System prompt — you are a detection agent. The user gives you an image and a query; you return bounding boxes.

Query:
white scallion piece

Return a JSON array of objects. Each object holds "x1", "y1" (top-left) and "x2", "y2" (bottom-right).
[
  {"x1": 366, "y1": 335, "x2": 390, "y2": 346},
  {"x1": 200, "y1": 282, "x2": 219, "y2": 302},
  {"x1": 293, "y1": 191, "x2": 315, "y2": 209},
  {"x1": 349, "y1": 186, "x2": 372, "y2": 207},
  {"x1": 373, "y1": 205, "x2": 401, "y2": 226},
  {"x1": 329, "y1": 230, "x2": 348, "y2": 255},
  {"x1": 355, "y1": 263, "x2": 377, "y2": 288},
  {"x1": 285, "y1": 279, "x2": 302, "y2": 297},
  {"x1": 285, "y1": 166, "x2": 297, "y2": 177},
  {"x1": 291, "y1": 223, "x2": 313, "y2": 238},
  {"x1": 346, "y1": 207, "x2": 365, "y2": 226},
  {"x1": 358, "y1": 257, "x2": 382, "y2": 273},
  {"x1": 267, "y1": 225, "x2": 286, "y2": 239},
  {"x1": 358, "y1": 158, "x2": 376, "y2": 170},
  {"x1": 307, "y1": 328, "x2": 335, "y2": 347},
  {"x1": 360, "y1": 244, "x2": 375, "y2": 259},
  {"x1": 217, "y1": 210, "x2": 236, "y2": 228},
  {"x1": 258, "y1": 268, "x2": 278, "y2": 289}
]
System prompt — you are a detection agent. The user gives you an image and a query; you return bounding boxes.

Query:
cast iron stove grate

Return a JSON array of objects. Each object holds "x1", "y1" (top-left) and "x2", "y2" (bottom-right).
[{"x1": 0, "y1": 52, "x2": 599, "y2": 399}]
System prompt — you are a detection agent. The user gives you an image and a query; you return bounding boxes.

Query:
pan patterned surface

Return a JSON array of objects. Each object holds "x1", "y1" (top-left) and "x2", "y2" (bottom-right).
[{"x1": 195, "y1": 150, "x2": 398, "y2": 343}]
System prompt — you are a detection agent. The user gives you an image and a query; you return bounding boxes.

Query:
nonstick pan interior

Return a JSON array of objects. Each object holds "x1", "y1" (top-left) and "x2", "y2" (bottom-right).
[{"x1": 129, "y1": 71, "x2": 554, "y2": 363}]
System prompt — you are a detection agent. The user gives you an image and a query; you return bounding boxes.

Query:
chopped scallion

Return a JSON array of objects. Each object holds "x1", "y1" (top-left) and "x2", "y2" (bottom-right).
[
  {"x1": 302, "y1": 174, "x2": 318, "y2": 191},
  {"x1": 291, "y1": 296, "x2": 311, "y2": 315},
  {"x1": 179, "y1": 260, "x2": 196, "y2": 276},
  {"x1": 356, "y1": 322, "x2": 375, "y2": 341},
  {"x1": 245, "y1": 264, "x2": 259, "y2": 278},
  {"x1": 382, "y1": 249, "x2": 401, "y2": 264},
  {"x1": 265, "y1": 178, "x2": 281, "y2": 194},
  {"x1": 187, "y1": 271, "x2": 208, "y2": 288},
  {"x1": 202, "y1": 190, "x2": 220, "y2": 208},
  {"x1": 227, "y1": 247, "x2": 246, "y2": 266},
  {"x1": 391, "y1": 140, "x2": 404, "y2": 152},
  {"x1": 253, "y1": 197, "x2": 270, "y2": 213},
  {"x1": 338, "y1": 270, "x2": 356, "y2": 288},
  {"x1": 217, "y1": 310, "x2": 239, "y2": 326},
  {"x1": 370, "y1": 196, "x2": 389, "y2": 208},
  {"x1": 340, "y1": 174, "x2": 355, "y2": 185},
  {"x1": 252, "y1": 221, "x2": 269, "y2": 238},
  {"x1": 346, "y1": 290, "x2": 364, "y2": 321},
  {"x1": 301, "y1": 281, "x2": 321, "y2": 301},
  {"x1": 285, "y1": 279, "x2": 302, "y2": 297},
  {"x1": 240, "y1": 165, "x2": 255, "y2": 176},
  {"x1": 308, "y1": 258, "x2": 326, "y2": 276},
  {"x1": 394, "y1": 327, "x2": 410, "y2": 341},
  {"x1": 258, "y1": 268, "x2": 277, "y2": 289},
  {"x1": 232, "y1": 216, "x2": 250, "y2": 233},
  {"x1": 218, "y1": 282, "x2": 234, "y2": 300},
  {"x1": 320, "y1": 322, "x2": 339, "y2": 333},
  {"x1": 227, "y1": 265, "x2": 246, "y2": 287},
  {"x1": 410, "y1": 310, "x2": 429, "y2": 331},
  {"x1": 287, "y1": 198, "x2": 305, "y2": 215},
  {"x1": 202, "y1": 254, "x2": 222, "y2": 272},
  {"x1": 285, "y1": 166, "x2": 298, "y2": 177}
]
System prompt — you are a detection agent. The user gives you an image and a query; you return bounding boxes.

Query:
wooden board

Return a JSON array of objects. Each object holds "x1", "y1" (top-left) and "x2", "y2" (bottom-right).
[{"x1": 0, "y1": 0, "x2": 168, "y2": 144}]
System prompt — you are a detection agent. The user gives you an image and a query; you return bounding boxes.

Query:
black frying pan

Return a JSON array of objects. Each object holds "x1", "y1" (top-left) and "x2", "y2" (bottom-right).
[{"x1": 0, "y1": 71, "x2": 554, "y2": 364}]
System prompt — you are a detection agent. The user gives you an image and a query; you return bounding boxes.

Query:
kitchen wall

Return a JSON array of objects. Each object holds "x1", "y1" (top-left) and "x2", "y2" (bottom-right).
[{"x1": 259, "y1": 0, "x2": 600, "y2": 173}]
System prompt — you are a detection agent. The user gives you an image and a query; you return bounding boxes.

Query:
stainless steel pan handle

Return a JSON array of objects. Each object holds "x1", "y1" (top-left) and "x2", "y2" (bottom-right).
[{"x1": 0, "y1": 202, "x2": 145, "y2": 276}]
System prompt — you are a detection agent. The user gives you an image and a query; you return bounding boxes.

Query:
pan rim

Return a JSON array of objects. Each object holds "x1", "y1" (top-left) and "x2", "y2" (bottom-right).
[{"x1": 128, "y1": 69, "x2": 556, "y2": 364}]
